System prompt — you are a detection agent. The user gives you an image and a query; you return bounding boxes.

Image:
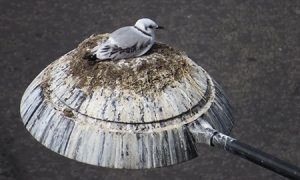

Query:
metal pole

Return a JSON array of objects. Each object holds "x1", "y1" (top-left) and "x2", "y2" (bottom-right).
[{"x1": 212, "y1": 132, "x2": 300, "y2": 180}]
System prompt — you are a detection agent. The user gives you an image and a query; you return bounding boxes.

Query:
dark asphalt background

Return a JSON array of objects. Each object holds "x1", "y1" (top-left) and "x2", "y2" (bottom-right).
[{"x1": 1, "y1": 0, "x2": 300, "y2": 179}]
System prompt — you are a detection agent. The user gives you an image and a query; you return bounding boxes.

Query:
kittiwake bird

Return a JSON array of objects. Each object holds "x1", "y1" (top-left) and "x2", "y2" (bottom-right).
[{"x1": 83, "y1": 18, "x2": 164, "y2": 62}]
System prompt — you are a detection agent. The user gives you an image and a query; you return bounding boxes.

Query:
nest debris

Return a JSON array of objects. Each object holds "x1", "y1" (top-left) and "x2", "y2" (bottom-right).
[{"x1": 67, "y1": 34, "x2": 190, "y2": 94}]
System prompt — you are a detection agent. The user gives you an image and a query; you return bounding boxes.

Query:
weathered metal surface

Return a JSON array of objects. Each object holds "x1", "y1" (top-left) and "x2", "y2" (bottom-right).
[{"x1": 20, "y1": 34, "x2": 234, "y2": 169}]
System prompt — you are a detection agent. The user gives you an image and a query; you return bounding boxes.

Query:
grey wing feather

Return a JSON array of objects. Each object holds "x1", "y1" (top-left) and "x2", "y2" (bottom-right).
[
  {"x1": 110, "y1": 26, "x2": 152, "y2": 49},
  {"x1": 92, "y1": 26, "x2": 153, "y2": 60}
]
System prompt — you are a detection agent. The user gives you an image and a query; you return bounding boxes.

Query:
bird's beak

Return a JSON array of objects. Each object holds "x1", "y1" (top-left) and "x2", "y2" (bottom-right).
[{"x1": 156, "y1": 25, "x2": 164, "y2": 29}]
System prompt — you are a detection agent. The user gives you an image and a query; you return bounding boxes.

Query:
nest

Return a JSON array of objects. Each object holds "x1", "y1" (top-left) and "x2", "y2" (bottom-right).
[{"x1": 67, "y1": 34, "x2": 190, "y2": 94}]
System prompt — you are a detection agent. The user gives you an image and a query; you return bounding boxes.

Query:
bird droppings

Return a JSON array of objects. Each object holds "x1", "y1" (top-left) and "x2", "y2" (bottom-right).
[
  {"x1": 20, "y1": 34, "x2": 234, "y2": 169},
  {"x1": 68, "y1": 34, "x2": 190, "y2": 94}
]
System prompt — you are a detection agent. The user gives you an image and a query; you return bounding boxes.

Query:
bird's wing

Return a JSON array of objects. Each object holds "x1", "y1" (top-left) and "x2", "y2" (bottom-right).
[
  {"x1": 94, "y1": 26, "x2": 153, "y2": 60},
  {"x1": 109, "y1": 26, "x2": 152, "y2": 49}
]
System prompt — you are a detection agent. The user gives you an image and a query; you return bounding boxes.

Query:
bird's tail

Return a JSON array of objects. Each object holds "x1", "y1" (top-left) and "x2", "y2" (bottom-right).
[
  {"x1": 82, "y1": 54, "x2": 97, "y2": 61},
  {"x1": 82, "y1": 45, "x2": 99, "y2": 62}
]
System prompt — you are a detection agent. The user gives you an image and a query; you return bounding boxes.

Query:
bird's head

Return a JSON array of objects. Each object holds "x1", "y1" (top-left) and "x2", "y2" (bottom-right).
[{"x1": 134, "y1": 18, "x2": 164, "y2": 35}]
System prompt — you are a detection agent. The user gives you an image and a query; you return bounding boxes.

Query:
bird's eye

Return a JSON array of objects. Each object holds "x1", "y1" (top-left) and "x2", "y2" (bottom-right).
[{"x1": 149, "y1": 25, "x2": 153, "y2": 28}]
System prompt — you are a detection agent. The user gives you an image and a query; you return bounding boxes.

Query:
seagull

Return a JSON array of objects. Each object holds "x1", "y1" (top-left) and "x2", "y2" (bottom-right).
[{"x1": 83, "y1": 18, "x2": 164, "y2": 62}]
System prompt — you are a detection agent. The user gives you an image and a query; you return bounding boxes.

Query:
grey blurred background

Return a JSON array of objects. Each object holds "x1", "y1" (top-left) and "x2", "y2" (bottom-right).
[{"x1": 1, "y1": 0, "x2": 300, "y2": 179}]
